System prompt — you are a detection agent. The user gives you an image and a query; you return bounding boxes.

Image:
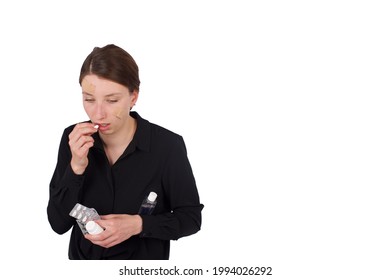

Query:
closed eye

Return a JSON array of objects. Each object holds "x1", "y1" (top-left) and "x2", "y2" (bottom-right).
[{"x1": 107, "y1": 99, "x2": 118, "y2": 103}]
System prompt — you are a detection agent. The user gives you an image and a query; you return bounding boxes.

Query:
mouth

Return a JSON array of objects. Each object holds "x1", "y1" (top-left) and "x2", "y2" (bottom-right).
[{"x1": 95, "y1": 123, "x2": 110, "y2": 131}]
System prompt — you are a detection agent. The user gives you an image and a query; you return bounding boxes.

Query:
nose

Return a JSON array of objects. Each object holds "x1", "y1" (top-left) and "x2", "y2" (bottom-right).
[{"x1": 94, "y1": 102, "x2": 106, "y2": 120}]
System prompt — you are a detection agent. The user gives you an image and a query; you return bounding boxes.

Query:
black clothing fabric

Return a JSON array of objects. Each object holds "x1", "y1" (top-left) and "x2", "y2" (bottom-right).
[{"x1": 47, "y1": 112, "x2": 203, "y2": 259}]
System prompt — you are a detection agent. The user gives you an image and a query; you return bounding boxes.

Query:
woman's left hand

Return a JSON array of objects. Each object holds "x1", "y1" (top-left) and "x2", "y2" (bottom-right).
[{"x1": 84, "y1": 214, "x2": 143, "y2": 248}]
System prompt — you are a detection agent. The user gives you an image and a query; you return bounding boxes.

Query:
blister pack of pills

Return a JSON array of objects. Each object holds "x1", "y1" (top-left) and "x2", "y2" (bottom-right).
[{"x1": 69, "y1": 203, "x2": 100, "y2": 234}]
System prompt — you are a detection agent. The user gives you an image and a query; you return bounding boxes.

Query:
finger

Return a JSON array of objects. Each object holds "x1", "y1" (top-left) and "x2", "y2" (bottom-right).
[
  {"x1": 76, "y1": 122, "x2": 99, "y2": 131},
  {"x1": 72, "y1": 134, "x2": 94, "y2": 148},
  {"x1": 84, "y1": 228, "x2": 109, "y2": 241},
  {"x1": 70, "y1": 136, "x2": 94, "y2": 156},
  {"x1": 84, "y1": 229, "x2": 117, "y2": 247},
  {"x1": 94, "y1": 219, "x2": 106, "y2": 229},
  {"x1": 101, "y1": 238, "x2": 121, "y2": 248},
  {"x1": 90, "y1": 235, "x2": 120, "y2": 248},
  {"x1": 78, "y1": 141, "x2": 94, "y2": 158},
  {"x1": 69, "y1": 123, "x2": 98, "y2": 143},
  {"x1": 79, "y1": 124, "x2": 99, "y2": 135},
  {"x1": 99, "y1": 214, "x2": 117, "y2": 220},
  {"x1": 95, "y1": 218, "x2": 115, "y2": 231}
]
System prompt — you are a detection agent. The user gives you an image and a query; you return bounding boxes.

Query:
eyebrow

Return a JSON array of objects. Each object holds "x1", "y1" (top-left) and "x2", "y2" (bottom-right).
[{"x1": 82, "y1": 92, "x2": 123, "y2": 97}]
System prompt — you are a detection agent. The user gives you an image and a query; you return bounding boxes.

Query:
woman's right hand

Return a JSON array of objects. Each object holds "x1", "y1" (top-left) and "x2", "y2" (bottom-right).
[{"x1": 68, "y1": 123, "x2": 98, "y2": 175}]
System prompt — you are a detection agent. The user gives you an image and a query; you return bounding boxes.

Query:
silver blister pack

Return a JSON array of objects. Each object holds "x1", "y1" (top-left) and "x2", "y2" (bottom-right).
[{"x1": 69, "y1": 203, "x2": 100, "y2": 234}]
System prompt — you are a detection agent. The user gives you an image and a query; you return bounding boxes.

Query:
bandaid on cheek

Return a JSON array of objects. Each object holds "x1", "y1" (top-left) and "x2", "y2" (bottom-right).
[{"x1": 115, "y1": 109, "x2": 122, "y2": 119}]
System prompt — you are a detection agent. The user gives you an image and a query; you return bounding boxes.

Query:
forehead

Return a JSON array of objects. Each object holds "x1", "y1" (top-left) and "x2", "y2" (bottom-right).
[{"x1": 81, "y1": 74, "x2": 129, "y2": 95}]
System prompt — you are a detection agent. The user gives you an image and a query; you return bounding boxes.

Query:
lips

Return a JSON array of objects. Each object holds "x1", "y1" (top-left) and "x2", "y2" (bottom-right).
[{"x1": 95, "y1": 123, "x2": 110, "y2": 131}]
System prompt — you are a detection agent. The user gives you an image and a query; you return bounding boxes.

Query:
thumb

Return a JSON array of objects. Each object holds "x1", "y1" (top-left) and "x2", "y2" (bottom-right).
[
  {"x1": 93, "y1": 219, "x2": 107, "y2": 229},
  {"x1": 99, "y1": 214, "x2": 115, "y2": 220}
]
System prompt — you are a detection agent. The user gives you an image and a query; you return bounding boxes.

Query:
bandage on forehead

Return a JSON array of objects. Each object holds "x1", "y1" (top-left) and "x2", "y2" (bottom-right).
[{"x1": 81, "y1": 80, "x2": 96, "y2": 93}]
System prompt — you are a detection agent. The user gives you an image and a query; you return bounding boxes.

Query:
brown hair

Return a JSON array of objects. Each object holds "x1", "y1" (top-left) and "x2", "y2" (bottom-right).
[{"x1": 79, "y1": 44, "x2": 140, "y2": 92}]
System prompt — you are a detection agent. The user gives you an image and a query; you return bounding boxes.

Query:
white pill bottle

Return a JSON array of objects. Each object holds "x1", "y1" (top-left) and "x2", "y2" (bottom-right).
[{"x1": 86, "y1": 220, "x2": 104, "y2": 235}]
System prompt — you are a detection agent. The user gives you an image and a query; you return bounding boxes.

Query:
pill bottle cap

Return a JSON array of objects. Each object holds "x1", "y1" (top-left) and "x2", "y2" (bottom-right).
[
  {"x1": 86, "y1": 221, "x2": 96, "y2": 231},
  {"x1": 86, "y1": 221, "x2": 103, "y2": 234},
  {"x1": 148, "y1": 192, "x2": 157, "y2": 202}
]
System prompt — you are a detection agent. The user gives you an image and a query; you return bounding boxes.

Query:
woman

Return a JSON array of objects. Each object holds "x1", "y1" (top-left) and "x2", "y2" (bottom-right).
[{"x1": 47, "y1": 44, "x2": 203, "y2": 260}]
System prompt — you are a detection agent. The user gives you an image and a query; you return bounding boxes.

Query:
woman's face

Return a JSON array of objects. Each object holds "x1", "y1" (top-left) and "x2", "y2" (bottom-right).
[{"x1": 81, "y1": 74, "x2": 138, "y2": 135}]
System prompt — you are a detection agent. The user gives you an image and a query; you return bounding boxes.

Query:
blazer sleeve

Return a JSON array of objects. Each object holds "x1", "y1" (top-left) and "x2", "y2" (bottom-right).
[
  {"x1": 140, "y1": 136, "x2": 203, "y2": 240},
  {"x1": 47, "y1": 126, "x2": 84, "y2": 234}
]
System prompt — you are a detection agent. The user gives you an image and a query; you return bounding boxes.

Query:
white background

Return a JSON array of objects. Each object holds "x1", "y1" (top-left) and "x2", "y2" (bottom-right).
[{"x1": 1, "y1": 0, "x2": 389, "y2": 279}]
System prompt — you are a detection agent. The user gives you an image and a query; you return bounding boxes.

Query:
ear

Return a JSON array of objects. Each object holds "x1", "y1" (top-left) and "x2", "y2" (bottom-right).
[{"x1": 130, "y1": 90, "x2": 139, "y2": 108}]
